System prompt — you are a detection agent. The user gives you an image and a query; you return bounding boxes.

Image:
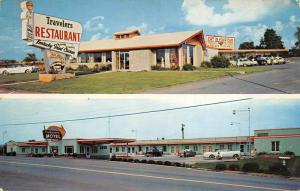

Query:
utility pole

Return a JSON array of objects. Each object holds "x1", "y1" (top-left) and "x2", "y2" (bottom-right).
[
  {"x1": 181, "y1": 124, "x2": 185, "y2": 140},
  {"x1": 233, "y1": 107, "x2": 251, "y2": 158}
]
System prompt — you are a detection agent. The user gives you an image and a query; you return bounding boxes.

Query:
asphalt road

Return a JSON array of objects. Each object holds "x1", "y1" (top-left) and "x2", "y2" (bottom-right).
[
  {"x1": 143, "y1": 62, "x2": 300, "y2": 94},
  {"x1": 0, "y1": 156, "x2": 299, "y2": 191}
]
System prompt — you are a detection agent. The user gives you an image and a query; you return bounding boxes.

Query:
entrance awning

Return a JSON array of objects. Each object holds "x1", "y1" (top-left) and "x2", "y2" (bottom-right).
[{"x1": 77, "y1": 138, "x2": 135, "y2": 145}]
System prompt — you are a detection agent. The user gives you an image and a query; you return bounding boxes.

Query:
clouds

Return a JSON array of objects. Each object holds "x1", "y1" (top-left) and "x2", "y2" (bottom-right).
[
  {"x1": 84, "y1": 16, "x2": 110, "y2": 40},
  {"x1": 182, "y1": 0, "x2": 291, "y2": 27}
]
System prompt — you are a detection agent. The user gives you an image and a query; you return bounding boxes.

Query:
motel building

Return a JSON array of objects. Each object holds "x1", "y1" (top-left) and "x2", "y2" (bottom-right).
[
  {"x1": 66, "y1": 29, "x2": 288, "y2": 71},
  {"x1": 5, "y1": 127, "x2": 300, "y2": 158}
]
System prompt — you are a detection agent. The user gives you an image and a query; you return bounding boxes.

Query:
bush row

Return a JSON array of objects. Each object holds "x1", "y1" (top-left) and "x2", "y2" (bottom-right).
[
  {"x1": 215, "y1": 162, "x2": 291, "y2": 176},
  {"x1": 66, "y1": 64, "x2": 112, "y2": 76},
  {"x1": 257, "y1": 151, "x2": 295, "y2": 156},
  {"x1": 110, "y1": 158, "x2": 192, "y2": 168}
]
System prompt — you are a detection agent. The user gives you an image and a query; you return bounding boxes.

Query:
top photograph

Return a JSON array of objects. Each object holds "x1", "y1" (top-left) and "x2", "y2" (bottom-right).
[{"x1": 0, "y1": 0, "x2": 300, "y2": 94}]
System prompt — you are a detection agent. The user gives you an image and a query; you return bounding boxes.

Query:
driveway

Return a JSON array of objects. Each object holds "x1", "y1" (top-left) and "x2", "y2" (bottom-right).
[{"x1": 143, "y1": 62, "x2": 300, "y2": 94}]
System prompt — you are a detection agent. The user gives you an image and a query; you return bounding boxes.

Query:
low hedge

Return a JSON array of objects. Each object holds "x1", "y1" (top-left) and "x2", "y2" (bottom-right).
[
  {"x1": 242, "y1": 162, "x2": 260, "y2": 172},
  {"x1": 140, "y1": 159, "x2": 147, "y2": 163},
  {"x1": 215, "y1": 163, "x2": 227, "y2": 171},
  {"x1": 133, "y1": 159, "x2": 140, "y2": 163},
  {"x1": 182, "y1": 64, "x2": 196, "y2": 71},
  {"x1": 147, "y1": 160, "x2": 156, "y2": 164},
  {"x1": 156, "y1": 161, "x2": 163, "y2": 165},
  {"x1": 228, "y1": 164, "x2": 240, "y2": 171},
  {"x1": 268, "y1": 163, "x2": 291, "y2": 176},
  {"x1": 173, "y1": 162, "x2": 182, "y2": 167},
  {"x1": 163, "y1": 161, "x2": 172, "y2": 166}
]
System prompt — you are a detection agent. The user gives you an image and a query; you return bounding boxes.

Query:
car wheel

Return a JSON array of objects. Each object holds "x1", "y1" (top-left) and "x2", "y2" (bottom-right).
[
  {"x1": 25, "y1": 69, "x2": 31, "y2": 73},
  {"x1": 209, "y1": 154, "x2": 215, "y2": 159},
  {"x1": 233, "y1": 154, "x2": 240, "y2": 160},
  {"x1": 2, "y1": 70, "x2": 9, "y2": 75}
]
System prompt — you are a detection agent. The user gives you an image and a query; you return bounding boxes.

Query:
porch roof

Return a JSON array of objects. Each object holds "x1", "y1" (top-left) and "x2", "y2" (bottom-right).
[
  {"x1": 77, "y1": 138, "x2": 136, "y2": 144},
  {"x1": 79, "y1": 30, "x2": 204, "y2": 52}
]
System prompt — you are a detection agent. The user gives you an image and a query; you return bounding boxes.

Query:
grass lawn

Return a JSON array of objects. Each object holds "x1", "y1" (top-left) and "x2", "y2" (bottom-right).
[
  {"x1": 4, "y1": 66, "x2": 270, "y2": 94},
  {"x1": 0, "y1": 73, "x2": 39, "y2": 85},
  {"x1": 192, "y1": 157, "x2": 300, "y2": 177}
]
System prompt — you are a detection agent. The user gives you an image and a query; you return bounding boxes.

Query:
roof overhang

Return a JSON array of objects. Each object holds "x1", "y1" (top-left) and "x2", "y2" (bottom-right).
[
  {"x1": 219, "y1": 49, "x2": 289, "y2": 53},
  {"x1": 77, "y1": 138, "x2": 136, "y2": 145}
]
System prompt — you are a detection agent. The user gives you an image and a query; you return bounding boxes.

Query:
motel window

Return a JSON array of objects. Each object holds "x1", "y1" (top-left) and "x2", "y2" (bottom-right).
[
  {"x1": 240, "y1": 145, "x2": 244, "y2": 152},
  {"x1": 138, "y1": 146, "x2": 142, "y2": 152},
  {"x1": 116, "y1": 147, "x2": 119, "y2": 152},
  {"x1": 257, "y1": 133, "x2": 268, "y2": 137},
  {"x1": 92, "y1": 146, "x2": 98, "y2": 153},
  {"x1": 64, "y1": 146, "x2": 74, "y2": 154},
  {"x1": 110, "y1": 148, "x2": 112, "y2": 153},
  {"x1": 122, "y1": 147, "x2": 125, "y2": 152},
  {"x1": 272, "y1": 141, "x2": 280, "y2": 152},
  {"x1": 171, "y1": 146, "x2": 174, "y2": 153},
  {"x1": 156, "y1": 49, "x2": 166, "y2": 67},
  {"x1": 202, "y1": 145, "x2": 206, "y2": 153},
  {"x1": 228, "y1": 144, "x2": 233, "y2": 151},
  {"x1": 163, "y1": 145, "x2": 167, "y2": 152},
  {"x1": 146, "y1": 147, "x2": 149, "y2": 152},
  {"x1": 35, "y1": 148, "x2": 38, "y2": 153},
  {"x1": 22, "y1": 148, "x2": 25, "y2": 153},
  {"x1": 208, "y1": 145, "x2": 213, "y2": 152},
  {"x1": 80, "y1": 146, "x2": 84, "y2": 153},
  {"x1": 128, "y1": 147, "x2": 130, "y2": 153},
  {"x1": 93, "y1": 53, "x2": 102, "y2": 62},
  {"x1": 106, "y1": 52, "x2": 112, "y2": 62},
  {"x1": 42, "y1": 147, "x2": 46, "y2": 152},
  {"x1": 193, "y1": 145, "x2": 198, "y2": 151},
  {"x1": 220, "y1": 145, "x2": 225, "y2": 150},
  {"x1": 100, "y1": 146, "x2": 107, "y2": 150},
  {"x1": 80, "y1": 53, "x2": 88, "y2": 63},
  {"x1": 185, "y1": 145, "x2": 189, "y2": 150},
  {"x1": 132, "y1": 147, "x2": 135, "y2": 153}
]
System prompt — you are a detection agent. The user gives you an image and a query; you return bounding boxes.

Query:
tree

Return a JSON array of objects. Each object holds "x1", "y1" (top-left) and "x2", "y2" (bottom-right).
[
  {"x1": 294, "y1": 26, "x2": 300, "y2": 49},
  {"x1": 259, "y1": 28, "x2": 285, "y2": 49},
  {"x1": 239, "y1": 41, "x2": 255, "y2": 50},
  {"x1": 23, "y1": 53, "x2": 37, "y2": 62}
]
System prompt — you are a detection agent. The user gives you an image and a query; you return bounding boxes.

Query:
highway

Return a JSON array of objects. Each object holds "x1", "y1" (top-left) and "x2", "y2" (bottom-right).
[{"x1": 0, "y1": 156, "x2": 299, "y2": 191}]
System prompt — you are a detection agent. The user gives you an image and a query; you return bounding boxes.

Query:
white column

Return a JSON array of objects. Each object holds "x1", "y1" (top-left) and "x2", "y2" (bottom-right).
[
  {"x1": 165, "y1": 49, "x2": 170, "y2": 68},
  {"x1": 111, "y1": 51, "x2": 116, "y2": 71}
]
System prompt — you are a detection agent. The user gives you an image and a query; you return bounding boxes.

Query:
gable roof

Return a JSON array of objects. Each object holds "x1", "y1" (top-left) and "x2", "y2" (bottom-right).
[{"x1": 79, "y1": 30, "x2": 204, "y2": 52}]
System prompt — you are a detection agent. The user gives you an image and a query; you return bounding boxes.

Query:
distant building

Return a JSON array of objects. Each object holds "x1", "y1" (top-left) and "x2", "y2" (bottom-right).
[{"x1": 6, "y1": 127, "x2": 300, "y2": 157}]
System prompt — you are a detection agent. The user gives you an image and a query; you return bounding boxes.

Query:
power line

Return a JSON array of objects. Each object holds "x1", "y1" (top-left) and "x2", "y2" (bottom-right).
[{"x1": 0, "y1": 98, "x2": 252, "y2": 127}]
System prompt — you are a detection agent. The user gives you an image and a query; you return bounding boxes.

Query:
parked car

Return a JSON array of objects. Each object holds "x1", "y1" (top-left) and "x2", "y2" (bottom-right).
[
  {"x1": 256, "y1": 57, "x2": 272, "y2": 65},
  {"x1": 203, "y1": 150, "x2": 241, "y2": 160},
  {"x1": 272, "y1": 57, "x2": 286, "y2": 65},
  {"x1": 0, "y1": 64, "x2": 38, "y2": 75},
  {"x1": 178, "y1": 149, "x2": 196, "y2": 157},
  {"x1": 236, "y1": 58, "x2": 258, "y2": 67},
  {"x1": 145, "y1": 147, "x2": 163, "y2": 157}
]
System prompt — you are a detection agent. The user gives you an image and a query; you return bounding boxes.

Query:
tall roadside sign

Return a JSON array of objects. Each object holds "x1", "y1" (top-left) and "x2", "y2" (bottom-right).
[{"x1": 20, "y1": 1, "x2": 82, "y2": 80}]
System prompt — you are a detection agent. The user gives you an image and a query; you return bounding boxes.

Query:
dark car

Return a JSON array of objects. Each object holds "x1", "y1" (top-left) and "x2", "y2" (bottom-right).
[
  {"x1": 178, "y1": 150, "x2": 196, "y2": 157},
  {"x1": 145, "y1": 147, "x2": 163, "y2": 157}
]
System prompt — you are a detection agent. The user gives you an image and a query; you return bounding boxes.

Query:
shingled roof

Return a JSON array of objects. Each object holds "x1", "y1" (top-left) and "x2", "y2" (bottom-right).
[{"x1": 79, "y1": 30, "x2": 204, "y2": 52}]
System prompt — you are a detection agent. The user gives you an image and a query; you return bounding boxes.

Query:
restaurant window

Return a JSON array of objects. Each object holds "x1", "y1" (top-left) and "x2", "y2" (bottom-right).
[
  {"x1": 106, "y1": 52, "x2": 112, "y2": 62},
  {"x1": 272, "y1": 141, "x2": 280, "y2": 152},
  {"x1": 182, "y1": 44, "x2": 194, "y2": 65},
  {"x1": 80, "y1": 146, "x2": 84, "y2": 153},
  {"x1": 22, "y1": 148, "x2": 25, "y2": 153},
  {"x1": 116, "y1": 147, "x2": 119, "y2": 152},
  {"x1": 94, "y1": 53, "x2": 102, "y2": 62},
  {"x1": 163, "y1": 145, "x2": 167, "y2": 152},
  {"x1": 169, "y1": 48, "x2": 178, "y2": 65},
  {"x1": 92, "y1": 146, "x2": 98, "y2": 153},
  {"x1": 156, "y1": 49, "x2": 165, "y2": 67},
  {"x1": 64, "y1": 146, "x2": 74, "y2": 154},
  {"x1": 80, "y1": 53, "x2": 88, "y2": 63}
]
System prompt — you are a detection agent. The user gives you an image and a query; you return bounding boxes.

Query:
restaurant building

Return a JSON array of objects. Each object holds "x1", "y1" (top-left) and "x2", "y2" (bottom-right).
[{"x1": 67, "y1": 29, "x2": 208, "y2": 71}]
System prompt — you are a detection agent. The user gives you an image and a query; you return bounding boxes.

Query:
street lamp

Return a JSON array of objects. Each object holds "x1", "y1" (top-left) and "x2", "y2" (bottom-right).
[
  {"x1": 2, "y1": 130, "x2": 7, "y2": 156},
  {"x1": 233, "y1": 107, "x2": 251, "y2": 158}
]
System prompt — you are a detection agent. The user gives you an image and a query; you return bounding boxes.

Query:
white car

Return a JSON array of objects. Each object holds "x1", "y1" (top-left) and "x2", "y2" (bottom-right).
[
  {"x1": 203, "y1": 150, "x2": 241, "y2": 160},
  {"x1": 0, "y1": 64, "x2": 38, "y2": 75},
  {"x1": 237, "y1": 58, "x2": 258, "y2": 67}
]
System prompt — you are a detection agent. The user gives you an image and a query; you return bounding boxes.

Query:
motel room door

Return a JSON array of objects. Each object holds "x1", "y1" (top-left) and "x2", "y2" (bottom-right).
[{"x1": 117, "y1": 51, "x2": 130, "y2": 70}]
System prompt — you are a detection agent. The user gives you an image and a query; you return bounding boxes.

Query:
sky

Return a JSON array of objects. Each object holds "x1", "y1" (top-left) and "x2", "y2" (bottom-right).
[
  {"x1": 0, "y1": 95, "x2": 300, "y2": 142},
  {"x1": 0, "y1": 0, "x2": 300, "y2": 60}
]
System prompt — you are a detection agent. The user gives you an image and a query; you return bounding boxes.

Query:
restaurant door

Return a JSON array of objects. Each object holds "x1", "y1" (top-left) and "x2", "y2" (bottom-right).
[{"x1": 117, "y1": 51, "x2": 130, "y2": 70}]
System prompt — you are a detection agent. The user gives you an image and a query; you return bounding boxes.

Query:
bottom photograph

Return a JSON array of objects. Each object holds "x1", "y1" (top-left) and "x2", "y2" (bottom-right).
[{"x1": 0, "y1": 95, "x2": 300, "y2": 191}]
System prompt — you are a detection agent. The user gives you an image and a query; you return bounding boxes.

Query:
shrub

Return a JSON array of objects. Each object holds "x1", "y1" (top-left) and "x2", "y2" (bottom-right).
[
  {"x1": 173, "y1": 162, "x2": 182, "y2": 167},
  {"x1": 257, "y1": 152, "x2": 267, "y2": 155},
  {"x1": 163, "y1": 161, "x2": 172, "y2": 166},
  {"x1": 283, "y1": 151, "x2": 295, "y2": 156},
  {"x1": 147, "y1": 160, "x2": 156, "y2": 164},
  {"x1": 242, "y1": 162, "x2": 259, "y2": 172},
  {"x1": 202, "y1": 61, "x2": 212, "y2": 68},
  {"x1": 151, "y1": 65, "x2": 162, "y2": 70},
  {"x1": 156, "y1": 161, "x2": 163, "y2": 165},
  {"x1": 171, "y1": 65, "x2": 180, "y2": 71},
  {"x1": 110, "y1": 157, "x2": 116, "y2": 161},
  {"x1": 268, "y1": 163, "x2": 291, "y2": 176},
  {"x1": 215, "y1": 163, "x2": 227, "y2": 171},
  {"x1": 182, "y1": 64, "x2": 196, "y2": 71},
  {"x1": 78, "y1": 64, "x2": 90, "y2": 71},
  {"x1": 140, "y1": 159, "x2": 147, "y2": 163},
  {"x1": 210, "y1": 56, "x2": 230, "y2": 68},
  {"x1": 133, "y1": 159, "x2": 140, "y2": 163},
  {"x1": 122, "y1": 158, "x2": 128, "y2": 162},
  {"x1": 228, "y1": 164, "x2": 240, "y2": 171}
]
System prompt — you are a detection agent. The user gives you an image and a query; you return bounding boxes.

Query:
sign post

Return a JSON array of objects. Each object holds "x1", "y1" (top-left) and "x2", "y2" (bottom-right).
[{"x1": 20, "y1": 1, "x2": 82, "y2": 82}]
